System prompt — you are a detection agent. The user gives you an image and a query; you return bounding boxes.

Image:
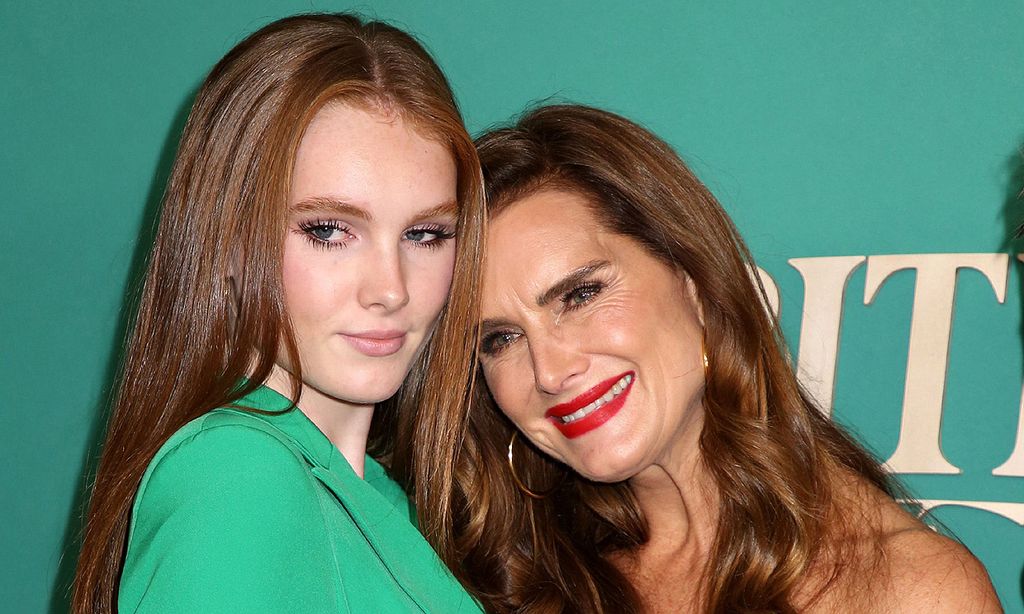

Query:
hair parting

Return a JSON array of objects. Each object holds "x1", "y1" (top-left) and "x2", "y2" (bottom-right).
[{"x1": 72, "y1": 14, "x2": 483, "y2": 613}]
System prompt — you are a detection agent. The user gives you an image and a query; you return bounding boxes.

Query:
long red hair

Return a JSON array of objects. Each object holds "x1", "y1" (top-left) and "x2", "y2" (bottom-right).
[{"x1": 72, "y1": 14, "x2": 483, "y2": 613}]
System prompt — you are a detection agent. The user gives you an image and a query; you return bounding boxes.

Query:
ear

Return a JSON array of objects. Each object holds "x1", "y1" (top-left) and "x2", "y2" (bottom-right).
[{"x1": 678, "y1": 270, "x2": 705, "y2": 327}]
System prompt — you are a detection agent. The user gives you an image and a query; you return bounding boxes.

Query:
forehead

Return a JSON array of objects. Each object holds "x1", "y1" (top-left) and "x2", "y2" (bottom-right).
[
  {"x1": 290, "y1": 102, "x2": 456, "y2": 206},
  {"x1": 488, "y1": 187, "x2": 604, "y2": 255},
  {"x1": 483, "y1": 190, "x2": 608, "y2": 303}
]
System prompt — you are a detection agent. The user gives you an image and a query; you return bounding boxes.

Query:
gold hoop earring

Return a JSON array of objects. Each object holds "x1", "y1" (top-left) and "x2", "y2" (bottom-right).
[
  {"x1": 701, "y1": 330, "x2": 710, "y2": 379},
  {"x1": 507, "y1": 432, "x2": 557, "y2": 499}
]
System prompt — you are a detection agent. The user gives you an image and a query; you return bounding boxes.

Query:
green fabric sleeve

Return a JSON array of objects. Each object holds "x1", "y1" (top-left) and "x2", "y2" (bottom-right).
[{"x1": 119, "y1": 422, "x2": 343, "y2": 613}]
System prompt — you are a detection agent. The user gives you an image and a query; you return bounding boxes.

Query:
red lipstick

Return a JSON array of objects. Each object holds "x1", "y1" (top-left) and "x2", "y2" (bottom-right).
[{"x1": 545, "y1": 371, "x2": 634, "y2": 439}]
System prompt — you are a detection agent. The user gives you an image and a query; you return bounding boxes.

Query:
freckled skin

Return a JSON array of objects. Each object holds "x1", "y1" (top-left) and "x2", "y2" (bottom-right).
[
  {"x1": 480, "y1": 190, "x2": 707, "y2": 483},
  {"x1": 273, "y1": 103, "x2": 457, "y2": 445}
]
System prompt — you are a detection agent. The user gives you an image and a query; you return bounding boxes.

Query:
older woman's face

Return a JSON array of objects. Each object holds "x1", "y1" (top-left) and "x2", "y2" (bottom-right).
[{"x1": 479, "y1": 189, "x2": 707, "y2": 482}]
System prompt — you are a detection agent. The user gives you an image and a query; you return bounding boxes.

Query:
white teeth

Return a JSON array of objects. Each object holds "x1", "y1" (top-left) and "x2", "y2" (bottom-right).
[
  {"x1": 566, "y1": 407, "x2": 586, "y2": 421},
  {"x1": 560, "y1": 373, "x2": 634, "y2": 424}
]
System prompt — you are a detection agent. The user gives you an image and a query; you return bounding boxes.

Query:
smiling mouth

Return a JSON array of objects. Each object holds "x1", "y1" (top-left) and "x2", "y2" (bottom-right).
[{"x1": 558, "y1": 373, "x2": 633, "y2": 424}]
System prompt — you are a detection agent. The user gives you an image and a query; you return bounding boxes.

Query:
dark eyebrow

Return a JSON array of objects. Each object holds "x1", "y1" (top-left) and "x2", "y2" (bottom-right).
[
  {"x1": 480, "y1": 261, "x2": 610, "y2": 335},
  {"x1": 536, "y1": 260, "x2": 611, "y2": 307},
  {"x1": 291, "y1": 197, "x2": 372, "y2": 221},
  {"x1": 480, "y1": 317, "x2": 518, "y2": 337}
]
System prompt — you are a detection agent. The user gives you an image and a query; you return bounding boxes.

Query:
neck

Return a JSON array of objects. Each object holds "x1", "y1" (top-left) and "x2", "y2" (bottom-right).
[
  {"x1": 264, "y1": 365, "x2": 376, "y2": 477},
  {"x1": 628, "y1": 410, "x2": 719, "y2": 562}
]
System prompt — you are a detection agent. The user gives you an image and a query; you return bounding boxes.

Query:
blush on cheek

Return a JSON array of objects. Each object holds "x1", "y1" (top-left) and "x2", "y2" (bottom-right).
[
  {"x1": 280, "y1": 241, "x2": 315, "y2": 297},
  {"x1": 439, "y1": 250, "x2": 457, "y2": 290},
  {"x1": 597, "y1": 321, "x2": 633, "y2": 352},
  {"x1": 421, "y1": 254, "x2": 457, "y2": 316}
]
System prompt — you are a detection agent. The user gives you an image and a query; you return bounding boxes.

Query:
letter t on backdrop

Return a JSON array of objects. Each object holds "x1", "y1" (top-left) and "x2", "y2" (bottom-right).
[
  {"x1": 864, "y1": 254, "x2": 1008, "y2": 474},
  {"x1": 992, "y1": 255, "x2": 1024, "y2": 477}
]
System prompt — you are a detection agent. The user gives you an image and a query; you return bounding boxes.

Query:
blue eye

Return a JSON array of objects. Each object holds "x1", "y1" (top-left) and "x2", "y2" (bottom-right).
[
  {"x1": 296, "y1": 219, "x2": 351, "y2": 249},
  {"x1": 562, "y1": 282, "x2": 603, "y2": 310},
  {"x1": 405, "y1": 229, "x2": 433, "y2": 242},
  {"x1": 480, "y1": 330, "x2": 520, "y2": 356},
  {"x1": 405, "y1": 225, "x2": 456, "y2": 248},
  {"x1": 310, "y1": 225, "x2": 340, "y2": 241}
]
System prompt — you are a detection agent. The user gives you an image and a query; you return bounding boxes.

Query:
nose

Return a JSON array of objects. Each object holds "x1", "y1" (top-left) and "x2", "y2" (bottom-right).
[
  {"x1": 529, "y1": 333, "x2": 589, "y2": 396},
  {"x1": 357, "y1": 246, "x2": 409, "y2": 312}
]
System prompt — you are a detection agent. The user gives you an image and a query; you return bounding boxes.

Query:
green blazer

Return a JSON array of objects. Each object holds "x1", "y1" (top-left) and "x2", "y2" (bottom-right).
[{"x1": 118, "y1": 386, "x2": 481, "y2": 613}]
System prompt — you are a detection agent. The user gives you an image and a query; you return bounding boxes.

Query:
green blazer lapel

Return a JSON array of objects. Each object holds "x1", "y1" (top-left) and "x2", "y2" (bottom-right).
[
  {"x1": 220, "y1": 387, "x2": 477, "y2": 613},
  {"x1": 309, "y1": 463, "x2": 472, "y2": 613}
]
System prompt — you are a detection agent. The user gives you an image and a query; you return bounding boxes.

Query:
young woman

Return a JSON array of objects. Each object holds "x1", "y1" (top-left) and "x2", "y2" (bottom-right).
[
  {"x1": 72, "y1": 14, "x2": 483, "y2": 613},
  {"x1": 416, "y1": 105, "x2": 1000, "y2": 613}
]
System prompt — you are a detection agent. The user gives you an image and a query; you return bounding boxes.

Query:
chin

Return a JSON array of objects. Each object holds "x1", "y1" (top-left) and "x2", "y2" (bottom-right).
[
  {"x1": 571, "y1": 454, "x2": 644, "y2": 484},
  {"x1": 310, "y1": 373, "x2": 405, "y2": 406},
  {"x1": 338, "y1": 382, "x2": 405, "y2": 405},
  {"x1": 339, "y1": 361, "x2": 415, "y2": 399},
  {"x1": 561, "y1": 430, "x2": 651, "y2": 483}
]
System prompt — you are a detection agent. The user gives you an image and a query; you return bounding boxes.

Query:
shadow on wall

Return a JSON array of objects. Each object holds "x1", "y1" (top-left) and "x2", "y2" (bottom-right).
[
  {"x1": 48, "y1": 89, "x2": 198, "y2": 614},
  {"x1": 1000, "y1": 141, "x2": 1024, "y2": 359},
  {"x1": 998, "y1": 141, "x2": 1024, "y2": 612}
]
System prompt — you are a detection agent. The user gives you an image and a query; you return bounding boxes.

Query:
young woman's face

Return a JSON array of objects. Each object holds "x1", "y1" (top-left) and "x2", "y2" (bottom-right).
[
  {"x1": 479, "y1": 190, "x2": 706, "y2": 482},
  {"x1": 279, "y1": 103, "x2": 457, "y2": 408}
]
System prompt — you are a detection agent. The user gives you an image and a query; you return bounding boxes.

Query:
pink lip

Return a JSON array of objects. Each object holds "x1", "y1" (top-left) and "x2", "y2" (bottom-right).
[
  {"x1": 545, "y1": 371, "x2": 634, "y2": 439},
  {"x1": 340, "y1": 330, "x2": 406, "y2": 357}
]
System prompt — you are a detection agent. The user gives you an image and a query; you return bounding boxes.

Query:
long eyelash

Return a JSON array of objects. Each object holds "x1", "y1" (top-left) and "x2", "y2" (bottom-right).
[
  {"x1": 297, "y1": 218, "x2": 345, "y2": 232},
  {"x1": 295, "y1": 219, "x2": 351, "y2": 250},
  {"x1": 480, "y1": 335, "x2": 497, "y2": 356},
  {"x1": 561, "y1": 281, "x2": 604, "y2": 310},
  {"x1": 408, "y1": 224, "x2": 457, "y2": 250},
  {"x1": 480, "y1": 331, "x2": 513, "y2": 356}
]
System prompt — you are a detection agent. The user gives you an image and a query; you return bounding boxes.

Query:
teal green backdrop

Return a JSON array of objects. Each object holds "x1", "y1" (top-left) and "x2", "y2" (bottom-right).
[{"x1": 2, "y1": 2, "x2": 1022, "y2": 612}]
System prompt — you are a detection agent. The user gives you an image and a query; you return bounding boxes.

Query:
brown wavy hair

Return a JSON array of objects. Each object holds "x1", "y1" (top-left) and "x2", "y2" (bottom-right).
[
  {"x1": 415, "y1": 104, "x2": 895, "y2": 613},
  {"x1": 72, "y1": 14, "x2": 484, "y2": 613}
]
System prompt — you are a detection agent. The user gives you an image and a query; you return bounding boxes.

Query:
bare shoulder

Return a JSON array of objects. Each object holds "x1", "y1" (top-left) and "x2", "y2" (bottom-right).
[
  {"x1": 878, "y1": 523, "x2": 1002, "y2": 613},
  {"x1": 825, "y1": 476, "x2": 1001, "y2": 613}
]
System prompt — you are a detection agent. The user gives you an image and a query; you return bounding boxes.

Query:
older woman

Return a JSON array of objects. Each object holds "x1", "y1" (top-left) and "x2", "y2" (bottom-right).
[{"x1": 415, "y1": 105, "x2": 999, "y2": 613}]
